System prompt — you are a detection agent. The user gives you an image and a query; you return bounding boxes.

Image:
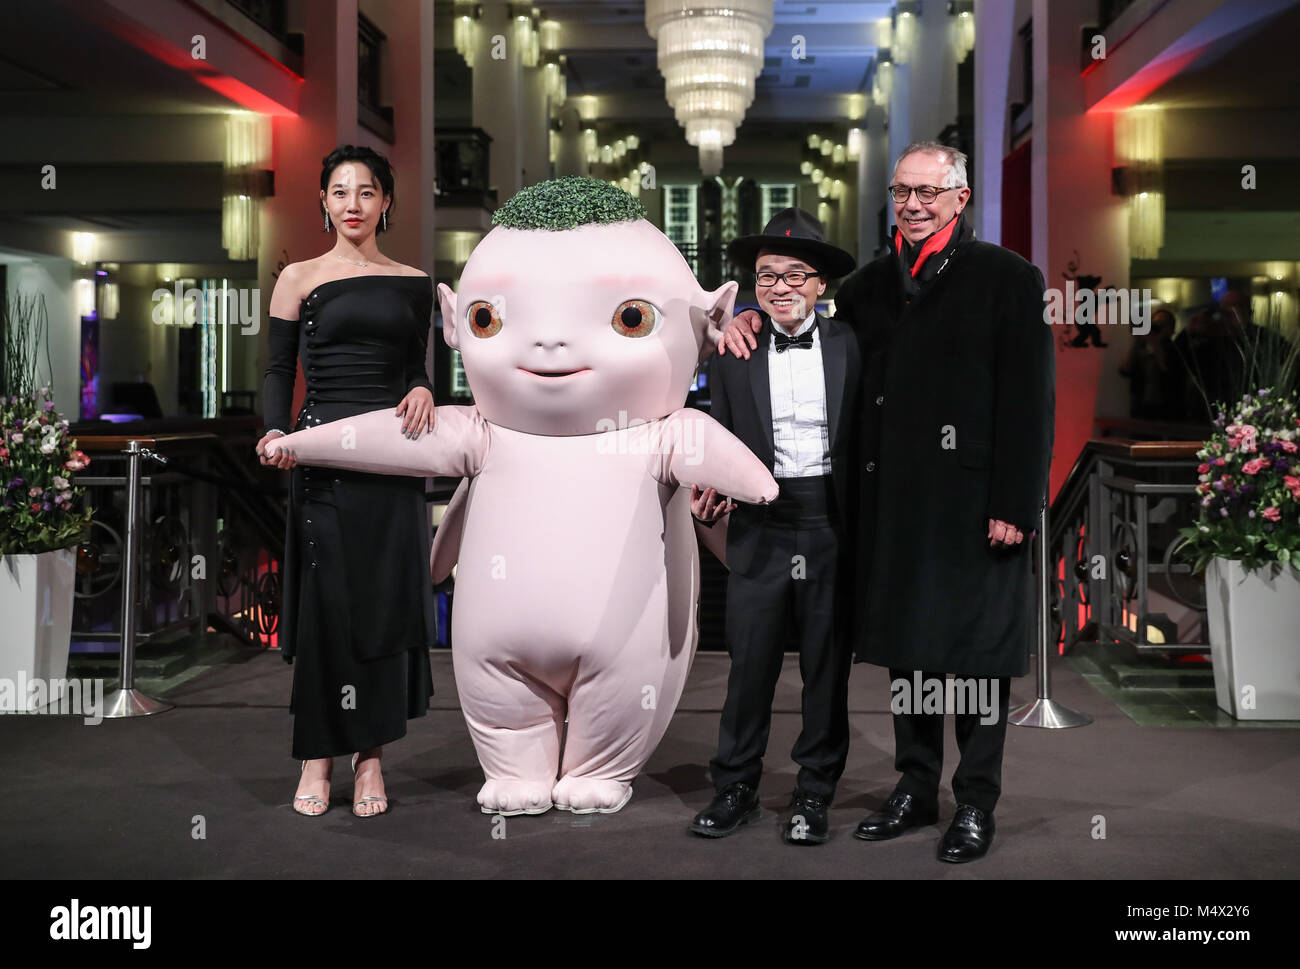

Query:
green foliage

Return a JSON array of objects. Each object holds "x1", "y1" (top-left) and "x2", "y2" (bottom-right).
[
  {"x1": 491, "y1": 176, "x2": 646, "y2": 231},
  {"x1": 1, "y1": 290, "x2": 54, "y2": 400}
]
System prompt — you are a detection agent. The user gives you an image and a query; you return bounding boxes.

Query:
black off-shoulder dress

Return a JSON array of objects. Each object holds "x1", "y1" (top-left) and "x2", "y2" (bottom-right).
[{"x1": 262, "y1": 274, "x2": 436, "y2": 760}]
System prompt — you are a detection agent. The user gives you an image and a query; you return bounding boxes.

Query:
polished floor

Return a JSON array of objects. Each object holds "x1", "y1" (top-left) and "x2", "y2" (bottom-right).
[{"x1": 2, "y1": 646, "x2": 1297, "y2": 879}]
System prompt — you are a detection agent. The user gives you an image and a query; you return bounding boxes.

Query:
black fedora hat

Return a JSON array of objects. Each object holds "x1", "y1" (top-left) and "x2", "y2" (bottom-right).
[{"x1": 727, "y1": 207, "x2": 857, "y2": 279}]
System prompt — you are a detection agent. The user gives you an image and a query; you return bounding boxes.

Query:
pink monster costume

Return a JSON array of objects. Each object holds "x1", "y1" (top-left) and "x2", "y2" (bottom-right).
[{"x1": 273, "y1": 177, "x2": 776, "y2": 815}]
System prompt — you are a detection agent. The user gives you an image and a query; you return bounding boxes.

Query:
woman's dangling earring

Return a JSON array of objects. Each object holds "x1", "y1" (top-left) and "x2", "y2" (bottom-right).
[
  {"x1": 324, "y1": 208, "x2": 331, "y2": 232},
  {"x1": 381, "y1": 210, "x2": 387, "y2": 232}
]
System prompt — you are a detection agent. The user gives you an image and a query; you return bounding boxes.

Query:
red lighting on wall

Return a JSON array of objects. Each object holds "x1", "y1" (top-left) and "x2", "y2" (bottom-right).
[{"x1": 88, "y1": 7, "x2": 301, "y2": 117}]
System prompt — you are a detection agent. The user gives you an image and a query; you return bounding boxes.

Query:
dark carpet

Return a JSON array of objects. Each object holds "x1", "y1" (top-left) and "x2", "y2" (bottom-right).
[{"x1": 2, "y1": 650, "x2": 1297, "y2": 879}]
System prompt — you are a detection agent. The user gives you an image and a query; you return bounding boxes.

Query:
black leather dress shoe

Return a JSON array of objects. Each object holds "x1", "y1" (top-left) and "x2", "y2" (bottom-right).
[
  {"x1": 689, "y1": 782, "x2": 761, "y2": 838},
  {"x1": 853, "y1": 790, "x2": 939, "y2": 841},
  {"x1": 937, "y1": 804, "x2": 995, "y2": 863},
  {"x1": 783, "y1": 790, "x2": 830, "y2": 845}
]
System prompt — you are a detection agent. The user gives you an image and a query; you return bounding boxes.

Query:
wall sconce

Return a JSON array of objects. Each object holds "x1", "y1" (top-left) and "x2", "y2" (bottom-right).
[
  {"x1": 454, "y1": 2, "x2": 480, "y2": 68},
  {"x1": 76, "y1": 278, "x2": 95, "y2": 318},
  {"x1": 626, "y1": 134, "x2": 639, "y2": 150},
  {"x1": 819, "y1": 139, "x2": 833, "y2": 157},
  {"x1": 876, "y1": 17, "x2": 892, "y2": 49},
  {"x1": 223, "y1": 113, "x2": 270, "y2": 262},
  {"x1": 540, "y1": 19, "x2": 560, "y2": 51},
  {"x1": 948, "y1": 1, "x2": 975, "y2": 61},
  {"x1": 73, "y1": 232, "x2": 96, "y2": 265},
  {"x1": 511, "y1": 5, "x2": 539, "y2": 67},
  {"x1": 223, "y1": 194, "x2": 258, "y2": 262},
  {"x1": 800, "y1": 160, "x2": 813, "y2": 175},
  {"x1": 873, "y1": 58, "x2": 894, "y2": 103},
  {"x1": 600, "y1": 144, "x2": 613, "y2": 164},
  {"x1": 1115, "y1": 106, "x2": 1165, "y2": 260},
  {"x1": 847, "y1": 128, "x2": 863, "y2": 160},
  {"x1": 832, "y1": 144, "x2": 846, "y2": 164},
  {"x1": 807, "y1": 134, "x2": 821, "y2": 151},
  {"x1": 100, "y1": 281, "x2": 119, "y2": 320},
  {"x1": 544, "y1": 58, "x2": 567, "y2": 109},
  {"x1": 811, "y1": 168, "x2": 824, "y2": 184},
  {"x1": 893, "y1": 3, "x2": 920, "y2": 65}
]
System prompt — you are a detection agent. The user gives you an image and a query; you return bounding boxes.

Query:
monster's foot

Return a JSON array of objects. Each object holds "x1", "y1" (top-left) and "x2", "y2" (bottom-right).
[
  {"x1": 552, "y1": 776, "x2": 633, "y2": 815},
  {"x1": 478, "y1": 778, "x2": 554, "y2": 816}
]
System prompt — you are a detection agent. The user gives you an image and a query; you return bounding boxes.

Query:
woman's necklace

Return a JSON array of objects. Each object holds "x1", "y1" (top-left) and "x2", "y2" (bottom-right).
[{"x1": 336, "y1": 252, "x2": 369, "y2": 268}]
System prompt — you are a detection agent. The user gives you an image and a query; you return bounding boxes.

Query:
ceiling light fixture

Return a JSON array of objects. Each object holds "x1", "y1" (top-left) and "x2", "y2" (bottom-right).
[{"x1": 645, "y1": 0, "x2": 775, "y2": 176}]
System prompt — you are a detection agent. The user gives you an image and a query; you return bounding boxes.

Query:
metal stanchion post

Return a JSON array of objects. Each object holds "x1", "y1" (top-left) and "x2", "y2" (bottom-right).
[
  {"x1": 102, "y1": 440, "x2": 174, "y2": 718},
  {"x1": 1009, "y1": 501, "x2": 1092, "y2": 728}
]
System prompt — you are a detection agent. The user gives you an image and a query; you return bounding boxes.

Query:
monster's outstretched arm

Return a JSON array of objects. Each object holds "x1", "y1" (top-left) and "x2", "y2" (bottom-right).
[
  {"x1": 272, "y1": 405, "x2": 489, "y2": 478},
  {"x1": 649, "y1": 408, "x2": 778, "y2": 504}
]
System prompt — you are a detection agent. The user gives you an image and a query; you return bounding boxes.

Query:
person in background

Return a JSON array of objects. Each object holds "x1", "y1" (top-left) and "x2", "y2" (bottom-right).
[{"x1": 1121, "y1": 307, "x2": 1184, "y2": 421}]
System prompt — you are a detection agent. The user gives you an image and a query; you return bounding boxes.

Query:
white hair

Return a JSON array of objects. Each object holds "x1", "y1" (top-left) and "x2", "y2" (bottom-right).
[{"x1": 891, "y1": 141, "x2": 968, "y2": 189}]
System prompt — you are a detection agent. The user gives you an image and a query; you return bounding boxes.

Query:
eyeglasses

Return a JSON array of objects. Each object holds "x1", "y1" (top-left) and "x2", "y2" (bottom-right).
[
  {"x1": 887, "y1": 184, "x2": 957, "y2": 204},
  {"x1": 755, "y1": 270, "x2": 821, "y2": 287}
]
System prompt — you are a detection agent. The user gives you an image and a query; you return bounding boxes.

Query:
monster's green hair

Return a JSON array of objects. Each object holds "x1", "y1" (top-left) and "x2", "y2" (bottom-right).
[{"x1": 491, "y1": 176, "x2": 647, "y2": 231}]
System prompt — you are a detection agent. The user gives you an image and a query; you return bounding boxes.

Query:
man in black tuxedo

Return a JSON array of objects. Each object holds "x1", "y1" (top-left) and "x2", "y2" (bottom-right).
[
  {"x1": 689, "y1": 209, "x2": 861, "y2": 844},
  {"x1": 720, "y1": 142, "x2": 1055, "y2": 862}
]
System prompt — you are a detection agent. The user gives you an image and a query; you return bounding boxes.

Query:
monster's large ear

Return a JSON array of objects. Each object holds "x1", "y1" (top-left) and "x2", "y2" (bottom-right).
[
  {"x1": 694, "y1": 280, "x2": 739, "y2": 363},
  {"x1": 438, "y1": 282, "x2": 460, "y2": 351}
]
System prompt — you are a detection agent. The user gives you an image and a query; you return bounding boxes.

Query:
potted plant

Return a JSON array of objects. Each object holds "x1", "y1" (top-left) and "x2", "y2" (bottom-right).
[
  {"x1": 1178, "y1": 388, "x2": 1300, "y2": 720},
  {"x1": 0, "y1": 291, "x2": 93, "y2": 714}
]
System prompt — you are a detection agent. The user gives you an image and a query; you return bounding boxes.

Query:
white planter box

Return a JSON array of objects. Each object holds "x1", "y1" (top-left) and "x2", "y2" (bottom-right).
[
  {"x1": 1205, "y1": 557, "x2": 1300, "y2": 720},
  {"x1": 0, "y1": 548, "x2": 77, "y2": 713}
]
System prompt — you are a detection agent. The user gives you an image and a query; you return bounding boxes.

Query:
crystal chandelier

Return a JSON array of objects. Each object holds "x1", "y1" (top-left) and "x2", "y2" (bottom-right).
[{"x1": 645, "y1": 0, "x2": 774, "y2": 176}]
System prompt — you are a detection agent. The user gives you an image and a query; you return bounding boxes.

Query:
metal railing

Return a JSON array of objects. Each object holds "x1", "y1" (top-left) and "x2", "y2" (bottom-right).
[
  {"x1": 70, "y1": 421, "x2": 286, "y2": 676},
  {"x1": 1048, "y1": 438, "x2": 1208, "y2": 655}
]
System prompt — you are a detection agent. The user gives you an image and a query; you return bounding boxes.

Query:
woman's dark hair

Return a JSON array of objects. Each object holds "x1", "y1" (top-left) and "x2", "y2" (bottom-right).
[{"x1": 320, "y1": 145, "x2": 395, "y2": 233}]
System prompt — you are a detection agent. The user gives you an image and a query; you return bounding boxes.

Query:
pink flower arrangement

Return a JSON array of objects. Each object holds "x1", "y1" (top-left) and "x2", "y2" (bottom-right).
[
  {"x1": 1180, "y1": 388, "x2": 1300, "y2": 573},
  {"x1": 0, "y1": 387, "x2": 94, "y2": 558}
]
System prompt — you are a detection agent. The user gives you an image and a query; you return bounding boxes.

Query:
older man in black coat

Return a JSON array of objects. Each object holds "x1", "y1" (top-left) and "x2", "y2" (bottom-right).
[{"x1": 722, "y1": 141, "x2": 1054, "y2": 862}]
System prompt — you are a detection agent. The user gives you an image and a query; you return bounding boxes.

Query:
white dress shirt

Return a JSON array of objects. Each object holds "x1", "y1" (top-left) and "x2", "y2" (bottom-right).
[{"x1": 768, "y1": 311, "x2": 832, "y2": 478}]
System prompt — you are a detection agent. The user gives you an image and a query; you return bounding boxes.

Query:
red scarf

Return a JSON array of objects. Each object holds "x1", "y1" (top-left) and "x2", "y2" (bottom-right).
[{"x1": 894, "y1": 215, "x2": 960, "y2": 278}]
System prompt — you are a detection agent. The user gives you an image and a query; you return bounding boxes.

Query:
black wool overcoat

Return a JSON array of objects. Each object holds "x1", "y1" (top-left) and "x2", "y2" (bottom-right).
[{"x1": 833, "y1": 236, "x2": 1055, "y2": 677}]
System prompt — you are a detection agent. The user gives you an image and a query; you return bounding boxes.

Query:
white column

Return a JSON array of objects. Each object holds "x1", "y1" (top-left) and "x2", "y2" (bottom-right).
[
  {"x1": 472, "y1": 1, "x2": 523, "y2": 199},
  {"x1": 973, "y1": 0, "x2": 1015, "y2": 243}
]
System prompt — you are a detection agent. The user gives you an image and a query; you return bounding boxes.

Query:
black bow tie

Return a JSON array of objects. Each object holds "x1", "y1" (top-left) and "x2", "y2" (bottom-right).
[{"x1": 773, "y1": 331, "x2": 814, "y2": 353}]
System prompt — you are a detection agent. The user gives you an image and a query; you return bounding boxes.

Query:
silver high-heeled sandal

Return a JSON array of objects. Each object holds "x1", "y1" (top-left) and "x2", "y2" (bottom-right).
[
  {"x1": 351, "y1": 752, "x2": 389, "y2": 818},
  {"x1": 293, "y1": 760, "x2": 330, "y2": 817}
]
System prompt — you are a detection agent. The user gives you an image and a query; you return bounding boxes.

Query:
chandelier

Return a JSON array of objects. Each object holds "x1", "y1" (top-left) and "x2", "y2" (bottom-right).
[{"x1": 645, "y1": 0, "x2": 774, "y2": 176}]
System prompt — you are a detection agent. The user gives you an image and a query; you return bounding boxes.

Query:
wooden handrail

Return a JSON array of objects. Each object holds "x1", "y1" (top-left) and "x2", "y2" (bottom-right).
[{"x1": 73, "y1": 432, "x2": 224, "y2": 451}]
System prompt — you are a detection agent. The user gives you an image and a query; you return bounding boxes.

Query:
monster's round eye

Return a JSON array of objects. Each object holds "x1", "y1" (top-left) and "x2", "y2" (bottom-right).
[
  {"x1": 611, "y1": 299, "x2": 659, "y2": 338},
  {"x1": 466, "y1": 300, "x2": 502, "y2": 338}
]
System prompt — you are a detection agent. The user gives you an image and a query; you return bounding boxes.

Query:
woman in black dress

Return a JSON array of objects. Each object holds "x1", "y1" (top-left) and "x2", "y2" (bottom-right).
[{"x1": 257, "y1": 145, "x2": 436, "y2": 817}]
